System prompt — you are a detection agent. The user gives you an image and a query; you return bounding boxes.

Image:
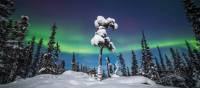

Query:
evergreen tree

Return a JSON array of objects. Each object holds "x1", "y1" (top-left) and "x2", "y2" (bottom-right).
[
  {"x1": 61, "y1": 60, "x2": 65, "y2": 69},
  {"x1": 76, "y1": 62, "x2": 80, "y2": 72},
  {"x1": 182, "y1": 52, "x2": 191, "y2": 67},
  {"x1": 0, "y1": 0, "x2": 15, "y2": 20},
  {"x1": 54, "y1": 42, "x2": 60, "y2": 62},
  {"x1": 47, "y1": 23, "x2": 56, "y2": 53},
  {"x1": 170, "y1": 48, "x2": 184, "y2": 74},
  {"x1": 38, "y1": 23, "x2": 60, "y2": 74},
  {"x1": 72, "y1": 52, "x2": 77, "y2": 71},
  {"x1": 141, "y1": 31, "x2": 159, "y2": 80},
  {"x1": 0, "y1": 7, "x2": 29, "y2": 83},
  {"x1": 26, "y1": 36, "x2": 35, "y2": 77},
  {"x1": 154, "y1": 57, "x2": 161, "y2": 74},
  {"x1": 131, "y1": 50, "x2": 138, "y2": 76},
  {"x1": 193, "y1": 49, "x2": 200, "y2": 71},
  {"x1": 32, "y1": 38, "x2": 43, "y2": 76},
  {"x1": 185, "y1": 41, "x2": 196, "y2": 68},
  {"x1": 176, "y1": 49, "x2": 186, "y2": 67},
  {"x1": 119, "y1": 53, "x2": 126, "y2": 76},
  {"x1": 127, "y1": 67, "x2": 131, "y2": 76},
  {"x1": 183, "y1": 0, "x2": 200, "y2": 47},
  {"x1": 157, "y1": 46, "x2": 166, "y2": 71},
  {"x1": 164, "y1": 54, "x2": 173, "y2": 72}
]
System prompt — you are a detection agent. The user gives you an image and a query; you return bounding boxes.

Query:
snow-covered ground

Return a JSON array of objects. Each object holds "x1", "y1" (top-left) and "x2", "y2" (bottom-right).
[{"x1": 0, "y1": 71, "x2": 175, "y2": 88}]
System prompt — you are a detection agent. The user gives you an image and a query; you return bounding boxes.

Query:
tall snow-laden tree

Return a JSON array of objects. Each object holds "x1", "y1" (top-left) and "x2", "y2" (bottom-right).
[
  {"x1": 0, "y1": 0, "x2": 30, "y2": 83},
  {"x1": 183, "y1": 0, "x2": 200, "y2": 47},
  {"x1": 38, "y1": 23, "x2": 61, "y2": 74},
  {"x1": 157, "y1": 46, "x2": 166, "y2": 71},
  {"x1": 91, "y1": 16, "x2": 118, "y2": 80},
  {"x1": 26, "y1": 36, "x2": 35, "y2": 77},
  {"x1": 185, "y1": 41, "x2": 196, "y2": 68},
  {"x1": 47, "y1": 23, "x2": 56, "y2": 53},
  {"x1": 131, "y1": 50, "x2": 138, "y2": 76},
  {"x1": 140, "y1": 31, "x2": 159, "y2": 81},
  {"x1": 32, "y1": 38, "x2": 43, "y2": 76}
]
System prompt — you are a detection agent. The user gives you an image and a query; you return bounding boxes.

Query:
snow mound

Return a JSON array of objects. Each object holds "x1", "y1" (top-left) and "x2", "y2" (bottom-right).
[
  {"x1": 0, "y1": 71, "x2": 175, "y2": 88},
  {"x1": 118, "y1": 76, "x2": 156, "y2": 85}
]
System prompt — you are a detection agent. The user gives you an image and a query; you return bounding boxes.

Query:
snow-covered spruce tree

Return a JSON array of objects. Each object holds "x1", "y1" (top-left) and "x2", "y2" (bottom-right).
[
  {"x1": 164, "y1": 54, "x2": 173, "y2": 72},
  {"x1": 182, "y1": 52, "x2": 191, "y2": 67},
  {"x1": 55, "y1": 42, "x2": 60, "y2": 61},
  {"x1": 26, "y1": 36, "x2": 36, "y2": 77},
  {"x1": 154, "y1": 57, "x2": 161, "y2": 75},
  {"x1": 140, "y1": 31, "x2": 160, "y2": 81},
  {"x1": 185, "y1": 41, "x2": 200, "y2": 88},
  {"x1": 193, "y1": 49, "x2": 200, "y2": 71},
  {"x1": 54, "y1": 42, "x2": 65, "y2": 73},
  {"x1": 185, "y1": 41, "x2": 199, "y2": 71},
  {"x1": 157, "y1": 46, "x2": 166, "y2": 72},
  {"x1": 0, "y1": 18, "x2": 30, "y2": 83},
  {"x1": 131, "y1": 50, "x2": 138, "y2": 76},
  {"x1": 91, "y1": 16, "x2": 118, "y2": 80},
  {"x1": 170, "y1": 48, "x2": 185, "y2": 75},
  {"x1": 47, "y1": 23, "x2": 56, "y2": 53},
  {"x1": 115, "y1": 53, "x2": 127, "y2": 76},
  {"x1": 76, "y1": 62, "x2": 80, "y2": 72},
  {"x1": 39, "y1": 23, "x2": 63, "y2": 74},
  {"x1": 71, "y1": 52, "x2": 78, "y2": 71},
  {"x1": 32, "y1": 38, "x2": 43, "y2": 76},
  {"x1": 0, "y1": 15, "x2": 29, "y2": 83},
  {"x1": 183, "y1": 0, "x2": 200, "y2": 47}
]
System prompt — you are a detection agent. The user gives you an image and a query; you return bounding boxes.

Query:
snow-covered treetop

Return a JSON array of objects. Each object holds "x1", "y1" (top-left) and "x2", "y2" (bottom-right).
[
  {"x1": 91, "y1": 16, "x2": 118, "y2": 52},
  {"x1": 94, "y1": 16, "x2": 118, "y2": 30}
]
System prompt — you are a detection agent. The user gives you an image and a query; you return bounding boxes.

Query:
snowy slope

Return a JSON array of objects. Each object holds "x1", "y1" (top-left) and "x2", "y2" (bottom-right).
[{"x1": 0, "y1": 71, "x2": 175, "y2": 88}]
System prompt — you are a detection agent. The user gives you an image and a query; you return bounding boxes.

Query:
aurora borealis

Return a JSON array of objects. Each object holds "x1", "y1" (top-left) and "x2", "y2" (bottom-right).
[{"x1": 12, "y1": 0, "x2": 198, "y2": 68}]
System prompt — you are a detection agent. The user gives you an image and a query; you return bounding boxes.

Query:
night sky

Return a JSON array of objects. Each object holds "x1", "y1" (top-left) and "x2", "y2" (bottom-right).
[{"x1": 12, "y1": 0, "x2": 198, "y2": 69}]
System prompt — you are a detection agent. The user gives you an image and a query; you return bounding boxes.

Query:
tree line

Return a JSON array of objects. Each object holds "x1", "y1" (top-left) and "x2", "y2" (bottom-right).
[{"x1": 0, "y1": 0, "x2": 65, "y2": 84}]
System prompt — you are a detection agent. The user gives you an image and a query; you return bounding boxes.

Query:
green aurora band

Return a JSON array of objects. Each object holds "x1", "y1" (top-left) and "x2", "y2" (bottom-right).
[{"x1": 25, "y1": 24, "x2": 197, "y2": 54}]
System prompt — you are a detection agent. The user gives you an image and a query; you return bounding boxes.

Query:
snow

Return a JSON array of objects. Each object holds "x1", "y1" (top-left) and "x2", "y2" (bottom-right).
[
  {"x1": 0, "y1": 71, "x2": 175, "y2": 88},
  {"x1": 91, "y1": 16, "x2": 118, "y2": 51},
  {"x1": 91, "y1": 34, "x2": 105, "y2": 46},
  {"x1": 95, "y1": 28, "x2": 107, "y2": 37},
  {"x1": 94, "y1": 16, "x2": 118, "y2": 30}
]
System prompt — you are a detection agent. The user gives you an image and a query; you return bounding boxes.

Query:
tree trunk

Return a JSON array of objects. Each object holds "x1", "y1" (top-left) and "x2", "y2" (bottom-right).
[
  {"x1": 98, "y1": 47, "x2": 104, "y2": 66},
  {"x1": 97, "y1": 47, "x2": 104, "y2": 81}
]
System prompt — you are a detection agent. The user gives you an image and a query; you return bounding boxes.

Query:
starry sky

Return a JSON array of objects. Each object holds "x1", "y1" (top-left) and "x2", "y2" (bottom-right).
[{"x1": 12, "y1": 0, "x2": 198, "y2": 69}]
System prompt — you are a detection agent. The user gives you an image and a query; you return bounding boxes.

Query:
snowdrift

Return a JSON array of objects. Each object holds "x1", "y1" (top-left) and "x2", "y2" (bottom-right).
[{"x1": 0, "y1": 71, "x2": 175, "y2": 88}]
